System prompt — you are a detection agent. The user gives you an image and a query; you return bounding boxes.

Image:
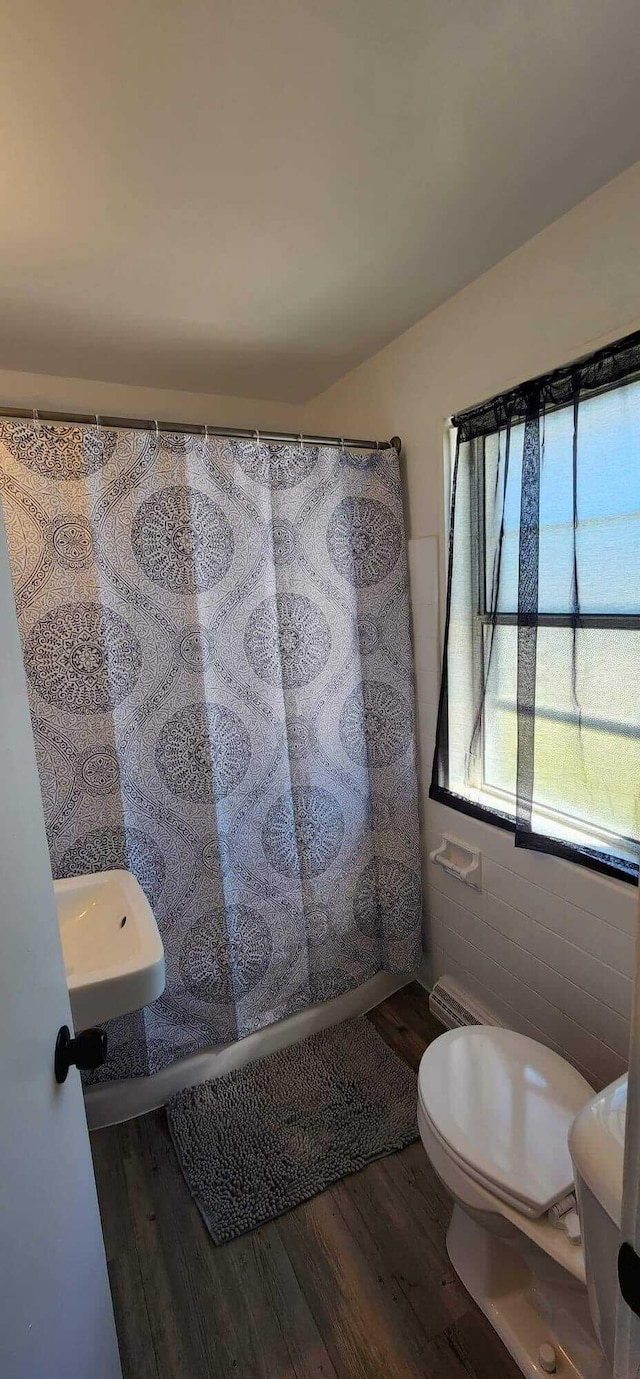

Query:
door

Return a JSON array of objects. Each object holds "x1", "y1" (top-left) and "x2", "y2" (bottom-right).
[{"x1": 0, "y1": 511, "x2": 121, "y2": 1378}]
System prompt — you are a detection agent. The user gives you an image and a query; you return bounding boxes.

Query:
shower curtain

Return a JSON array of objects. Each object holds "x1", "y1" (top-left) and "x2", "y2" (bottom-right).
[{"x1": 0, "y1": 421, "x2": 421, "y2": 1079}]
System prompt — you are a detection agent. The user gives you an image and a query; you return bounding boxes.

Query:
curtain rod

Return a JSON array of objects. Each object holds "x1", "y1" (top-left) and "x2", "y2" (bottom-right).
[
  {"x1": 451, "y1": 323, "x2": 640, "y2": 439},
  {"x1": 0, "y1": 404, "x2": 401, "y2": 456}
]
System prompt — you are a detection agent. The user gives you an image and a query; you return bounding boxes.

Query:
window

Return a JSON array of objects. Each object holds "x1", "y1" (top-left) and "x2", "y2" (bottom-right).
[{"x1": 431, "y1": 330, "x2": 640, "y2": 882}]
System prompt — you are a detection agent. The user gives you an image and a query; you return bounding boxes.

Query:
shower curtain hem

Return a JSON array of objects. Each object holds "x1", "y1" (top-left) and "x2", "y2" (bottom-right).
[{"x1": 84, "y1": 968, "x2": 417, "y2": 1131}]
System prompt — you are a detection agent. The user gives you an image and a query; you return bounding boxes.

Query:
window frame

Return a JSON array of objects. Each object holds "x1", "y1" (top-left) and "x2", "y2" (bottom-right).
[{"x1": 436, "y1": 426, "x2": 640, "y2": 886}]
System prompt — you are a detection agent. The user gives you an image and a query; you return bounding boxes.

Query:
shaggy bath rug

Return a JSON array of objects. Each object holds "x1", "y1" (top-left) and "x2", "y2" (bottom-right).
[{"x1": 167, "y1": 1016, "x2": 419, "y2": 1244}]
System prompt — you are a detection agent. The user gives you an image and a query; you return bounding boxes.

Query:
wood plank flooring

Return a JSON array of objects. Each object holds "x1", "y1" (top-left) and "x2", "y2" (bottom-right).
[{"x1": 91, "y1": 983, "x2": 521, "y2": 1379}]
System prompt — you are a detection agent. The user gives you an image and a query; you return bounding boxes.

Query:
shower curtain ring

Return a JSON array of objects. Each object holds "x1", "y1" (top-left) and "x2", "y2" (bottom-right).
[
  {"x1": 154, "y1": 419, "x2": 160, "y2": 448},
  {"x1": 299, "y1": 433, "x2": 304, "y2": 449},
  {"x1": 95, "y1": 412, "x2": 101, "y2": 434},
  {"x1": 255, "y1": 428, "x2": 260, "y2": 447},
  {"x1": 32, "y1": 407, "x2": 41, "y2": 432}
]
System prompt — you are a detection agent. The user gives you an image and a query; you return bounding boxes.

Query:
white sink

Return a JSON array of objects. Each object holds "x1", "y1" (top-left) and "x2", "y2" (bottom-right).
[{"x1": 54, "y1": 869, "x2": 165, "y2": 1030}]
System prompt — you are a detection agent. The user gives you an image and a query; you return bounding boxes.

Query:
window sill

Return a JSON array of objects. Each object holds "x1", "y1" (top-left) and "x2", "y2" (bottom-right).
[{"x1": 429, "y1": 780, "x2": 639, "y2": 886}]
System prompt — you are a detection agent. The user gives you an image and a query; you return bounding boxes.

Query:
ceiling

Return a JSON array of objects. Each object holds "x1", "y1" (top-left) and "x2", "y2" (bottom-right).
[{"x1": 3, "y1": 0, "x2": 640, "y2": 403}]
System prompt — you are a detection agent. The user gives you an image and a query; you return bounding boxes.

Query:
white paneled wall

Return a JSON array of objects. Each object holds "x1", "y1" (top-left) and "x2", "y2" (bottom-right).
[{"x1": 408, "y1": 536, "x2": 637, "y2": 1090}]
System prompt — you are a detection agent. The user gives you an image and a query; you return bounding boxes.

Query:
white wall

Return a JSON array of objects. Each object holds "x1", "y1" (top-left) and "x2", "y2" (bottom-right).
[
  {"x1": 0, "y1": 367, "x2": 306, "y2": 432},
  {"x1": 302, "y1": 161, "x2": 640, "y2": 1088},
  {"x1": 408, "y1": 536, "x2": 633, "y2": 1091}
]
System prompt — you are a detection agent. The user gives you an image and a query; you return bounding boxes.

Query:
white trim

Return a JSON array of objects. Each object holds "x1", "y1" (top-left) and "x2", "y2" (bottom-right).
[{"x1": 84, "y1": 969, "x2": 415, "y2": 1130}]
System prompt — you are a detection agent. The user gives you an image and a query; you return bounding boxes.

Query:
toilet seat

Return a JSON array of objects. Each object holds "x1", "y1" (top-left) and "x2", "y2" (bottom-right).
[
  {"x1": 418, "y1": 1096, "x2": 543, "y2": 1217},
  {"x1": 418, "y1": 1026, "x2": 594, "y2": 1218}
]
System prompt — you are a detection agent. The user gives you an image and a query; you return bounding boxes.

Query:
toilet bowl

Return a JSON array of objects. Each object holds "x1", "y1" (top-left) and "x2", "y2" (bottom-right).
[{"x1": 418, "y1": 1025, "x2": 624, "y2": 1379}]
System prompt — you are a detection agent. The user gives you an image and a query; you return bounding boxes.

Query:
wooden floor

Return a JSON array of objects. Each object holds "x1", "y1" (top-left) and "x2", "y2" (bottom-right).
[{"x1": 91, "y1": 983, "x2": 520, "y2": 1379}]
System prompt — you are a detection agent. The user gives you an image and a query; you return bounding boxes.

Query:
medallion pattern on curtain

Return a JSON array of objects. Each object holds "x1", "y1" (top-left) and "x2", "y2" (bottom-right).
[{"x1": 0, "y1": 423, "x2": 421, "y2": 1079}]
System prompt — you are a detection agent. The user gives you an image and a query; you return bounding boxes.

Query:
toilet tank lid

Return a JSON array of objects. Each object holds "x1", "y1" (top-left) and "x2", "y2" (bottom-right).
[{"x1": 569, "y1": 1075, "x2": 627, "y2": 1230}]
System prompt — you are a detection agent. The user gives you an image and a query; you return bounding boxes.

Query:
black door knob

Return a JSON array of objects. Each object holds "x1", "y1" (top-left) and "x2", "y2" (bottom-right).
[
  {"x1": 619, "y1": 1242, "x2": 640, "y2": 1319},
  {"x1": 54, "y1": 1025, "x2": 108, "y2": 1084}
]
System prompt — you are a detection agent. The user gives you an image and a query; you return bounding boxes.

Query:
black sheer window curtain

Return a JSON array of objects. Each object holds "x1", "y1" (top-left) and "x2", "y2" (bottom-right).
[{"x1": 431, "y1": 329, "x2": 640, "y2": 883}]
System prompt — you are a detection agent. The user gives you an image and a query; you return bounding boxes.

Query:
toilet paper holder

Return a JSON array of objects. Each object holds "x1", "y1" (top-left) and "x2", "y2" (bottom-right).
[{"x1": 429, "y1": 835, "x2": 482, "y2": 889}]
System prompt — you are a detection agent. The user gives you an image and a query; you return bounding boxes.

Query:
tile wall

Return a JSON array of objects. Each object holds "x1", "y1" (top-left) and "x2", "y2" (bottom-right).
[{"x1": 408, "y1": 536, "x2": 636, "y2": 1088}]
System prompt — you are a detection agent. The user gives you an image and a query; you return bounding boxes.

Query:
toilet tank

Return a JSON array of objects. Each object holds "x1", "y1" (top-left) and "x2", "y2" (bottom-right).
[{"x1": 569, "y1": 1074, "x2": 626, "y2": 1368}]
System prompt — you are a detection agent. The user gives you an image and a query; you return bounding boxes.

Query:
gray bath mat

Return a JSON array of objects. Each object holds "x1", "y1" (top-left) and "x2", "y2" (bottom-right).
[{"x1": 167, "y1": 1016, "x2": 419, "y2": 1244}]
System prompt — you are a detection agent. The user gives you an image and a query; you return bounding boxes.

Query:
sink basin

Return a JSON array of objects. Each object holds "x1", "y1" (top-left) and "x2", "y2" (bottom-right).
[{"x1": 54, "y1": 869, "x2": 165, "y2": 1030}]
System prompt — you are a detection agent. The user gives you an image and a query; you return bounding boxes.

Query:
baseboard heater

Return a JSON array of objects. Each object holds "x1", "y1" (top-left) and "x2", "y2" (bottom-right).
[{"x1": 428, "y1": 976, "x2": 503, "y2": 1031}]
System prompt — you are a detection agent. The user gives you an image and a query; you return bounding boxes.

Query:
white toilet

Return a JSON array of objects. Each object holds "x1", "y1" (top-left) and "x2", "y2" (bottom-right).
[{"x1": 417, "y1": 1025, "x2": 625, "y2": 1379}]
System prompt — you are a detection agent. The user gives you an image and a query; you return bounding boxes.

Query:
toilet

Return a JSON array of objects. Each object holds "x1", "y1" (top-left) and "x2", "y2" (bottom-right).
[{"x1": 417, "y1": 1025, "x2": 625, "y2": 1379}]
